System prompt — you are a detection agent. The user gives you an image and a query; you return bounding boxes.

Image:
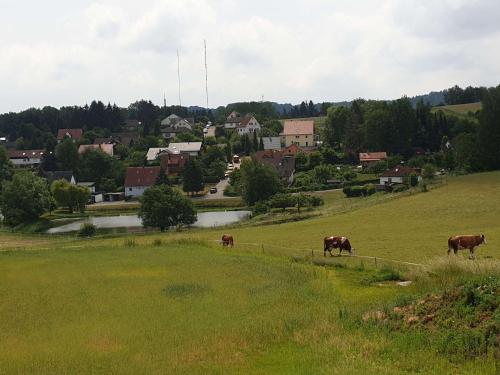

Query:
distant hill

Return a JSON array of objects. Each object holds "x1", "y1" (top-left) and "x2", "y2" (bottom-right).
[{"x1": 431, "y1": 102, "x2": 482, "y2": 119}]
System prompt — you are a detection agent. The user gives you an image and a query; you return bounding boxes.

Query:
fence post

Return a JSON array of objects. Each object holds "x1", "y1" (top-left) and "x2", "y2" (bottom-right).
[
  {"x1": 311, "y1": 250, "x2": 314, "y2": 258},
  {"x1": 261, "y1": 244, "x2": 264, "y2": 253},
  {"x1": 374, "y1": 257, "x2": 378, "y2": 268}
]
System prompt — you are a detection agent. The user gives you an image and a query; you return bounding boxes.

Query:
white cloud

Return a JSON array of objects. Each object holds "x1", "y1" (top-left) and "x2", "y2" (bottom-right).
[{"x1": 0, "y1": 0, "x2": 499, "y2": 112}]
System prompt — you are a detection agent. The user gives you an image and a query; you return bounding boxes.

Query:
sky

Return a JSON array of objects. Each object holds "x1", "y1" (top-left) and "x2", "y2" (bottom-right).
[{"x1": 0, "y1": 0, "x2": 499, "y2": 113}]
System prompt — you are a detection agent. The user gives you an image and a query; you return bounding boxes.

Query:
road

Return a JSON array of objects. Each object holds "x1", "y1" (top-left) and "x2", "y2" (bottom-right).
[{"x1": 199, "y1": 178, "x2": 230, "y2": 200}]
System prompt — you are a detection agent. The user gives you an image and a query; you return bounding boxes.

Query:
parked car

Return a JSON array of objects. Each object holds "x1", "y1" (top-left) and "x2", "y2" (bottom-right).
[{"x1": 209, "y1": 187, "x2": 218, "y2": 194}]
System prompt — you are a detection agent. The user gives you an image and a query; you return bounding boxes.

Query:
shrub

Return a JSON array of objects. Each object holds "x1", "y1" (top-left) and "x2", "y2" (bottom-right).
[
  {"x1": 422, "y1": 164, "x2": 436, "y2": 179},
  {"x1": 309, "y1": 195, "x2": 324, "y2": 207},
  {"x1": 393, "y1": 184, "x2": 409, "y2": 193},
  {"x1": 152, "y1": 238, "x2": 162, "y2": 246},
  {"x1": 343, "y1": 184, "x2": 376, "y2": 197},
  {"x1": 77, "y1": 222, "x2": 97, "y2": 237},
  {"x1": 365, "y1": 184, "x2": 376, "y2": 196},
  {"x1": 253, "y1": 201, "x2": 269, "y2": 215}
]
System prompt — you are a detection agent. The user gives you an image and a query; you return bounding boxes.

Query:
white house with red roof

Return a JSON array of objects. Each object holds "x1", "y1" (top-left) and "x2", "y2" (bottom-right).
[
  {"x1": 224, "y1": 113, "x2": 261, "y2": 134},
  {"x1": 280, "y1": 120, "x2": 315, "y2": 147},
  {"x1": 124, "y1": 167, "x2": 161, "y2": 198}
]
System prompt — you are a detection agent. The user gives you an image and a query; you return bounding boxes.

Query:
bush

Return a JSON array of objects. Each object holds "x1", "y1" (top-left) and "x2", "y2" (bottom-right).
[
  {"x1": 365, "y1": 184, "x2": 376, "y2": 196},
  {"x1": 309, "y1": 195, "x2": 324, "y2": 207},
  {"x1": 422, "y1": 164, "x2": 436, "y2": 179},
  {"x1": 253, "y1": 201, "x2": 269, "y2": 215},
  {"x1": 77, "y1": 222, "x2": 97, "y2": 237},
  {"x1": 343, "y1": 184, "x2": 377, "y2": 197},
  {"x1": 124, "y1": 238, "x2": 136, "y2": 247},
  {"x1": 393, "y1": 184, "x2": 409, "y2": 193}
]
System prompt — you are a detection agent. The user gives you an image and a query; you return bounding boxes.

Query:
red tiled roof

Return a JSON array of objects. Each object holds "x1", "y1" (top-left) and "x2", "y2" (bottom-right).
[
  {"x1": 282, "y1": 120, "x2": 314, "y2": 136},
  {"x1": 359, "y1": 152, "x2": 387, "y2": 162},
  {"x1": 57, "y1": 128, "x2": 83, "y2": 140},
  {"x1": 124, "y1": 167, "x2": 161, "y2": 187},
  {"x1": 7, "y1": 149, "x2": 45, "y2": 158}
]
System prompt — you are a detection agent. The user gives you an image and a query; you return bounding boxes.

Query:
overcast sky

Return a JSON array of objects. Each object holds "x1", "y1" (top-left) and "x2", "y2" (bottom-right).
[{"x1": 1, "y1": 0, "x2": 499, "y2": 113}]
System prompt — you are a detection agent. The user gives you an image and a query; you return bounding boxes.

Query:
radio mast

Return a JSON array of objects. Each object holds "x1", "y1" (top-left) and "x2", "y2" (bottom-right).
[
  {"x1": 177, "y1": 49, "x2": 182, "y2": 107},
  {"x1": 204, "y1": 40, "x2": 209, "y2": 112}
]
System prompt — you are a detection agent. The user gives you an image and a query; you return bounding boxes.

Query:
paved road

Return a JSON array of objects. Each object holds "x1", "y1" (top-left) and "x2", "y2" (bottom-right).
[{"x1": 200, "y1": 178, "x2": 230, "y2": 200}]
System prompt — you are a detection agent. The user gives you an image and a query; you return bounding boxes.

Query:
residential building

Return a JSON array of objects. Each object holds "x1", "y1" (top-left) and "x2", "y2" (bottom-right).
[
  {"x1": 7, "y1": 149, "x2": 45, "y2": 167},
  {"x1": 146, "y1": 147, "x2": 169, "y2": 162},
  {"x1": 123, "y1": 119, "x2": 141, "y2": 132},
  {"x1": 77, "y1": 182, "x2": 97, "y2": 193},
  {"x1": 57, "y1": 128, "x2": 83, "y2": 142},
  {"x1": 203, "y1": 126, "x2": 216, "y2": 138},
  {"x1": 224, "y1": 113, "x2": 261, "y2": 134},
  {"x1": 281, "y1": 120, "x2": 314, "y2": 147},
  {"x1": 379, "y1": 166, "x2": 421, "y2": 185},
  {"x1": 262, "y1": 137, "x2": 282, "y2": 150},
  {"x1": 124, "y1": 167, "x2": 161, "y2": 198},
  {"x1": 254, "y1": 150, "x2": 295, "y2": 185},
  {"x1": 167, "y1": 142, "x2": 202, "y2": 157},
  {"x1": 78, "y1": 143, "x2": 114, "y2": 156},
  {"x1": 359, "y1": 152, "x2": 388, "y2": 167},
  {"x1": 159, "y1": 150, "x2": 190, "y2": 175}
]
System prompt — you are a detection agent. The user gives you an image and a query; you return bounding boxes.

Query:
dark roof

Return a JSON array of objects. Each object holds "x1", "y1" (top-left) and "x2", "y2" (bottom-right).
[
  {"x1": 124, "y1": 167, "x2": 161, "y2": 187},
  {"x1": 380, "y1": 166, "x2": 418, "y2": 178},
  {"x1": 44, "y1": 171, "x2": 74, "y2": 184},
  {"x1": 7, "y1": 149, "x2": 45, "y2": 158},
  {"x1": 57, "y1": 128, "x2": 83, "y2": 140},
  {"x1": 254, "y1": 150, "x2": 295, "y2": 179}
]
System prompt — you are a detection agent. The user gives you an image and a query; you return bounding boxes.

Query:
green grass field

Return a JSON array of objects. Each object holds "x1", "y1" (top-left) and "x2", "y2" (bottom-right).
[
  {"x1": 432, "y1": 102, "x2": 482, "y2": 120},
  {"x1": 1, "y1": 173, "x2": 499, "y2": 373}
]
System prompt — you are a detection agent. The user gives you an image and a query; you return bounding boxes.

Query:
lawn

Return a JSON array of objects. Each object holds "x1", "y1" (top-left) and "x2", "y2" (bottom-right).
[{"x1": 1, "y1": 172, "x2": 499, "y2": 373}]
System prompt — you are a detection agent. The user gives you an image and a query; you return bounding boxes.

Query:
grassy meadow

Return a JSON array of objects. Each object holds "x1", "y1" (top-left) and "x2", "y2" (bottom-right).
[{"x1": 1, "y1": 172, "x2": 500, "y2": 373}]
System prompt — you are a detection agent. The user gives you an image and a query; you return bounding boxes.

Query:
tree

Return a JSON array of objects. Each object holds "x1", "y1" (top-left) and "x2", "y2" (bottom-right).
[
  {"x1": 422, "y1": 164, "x2": 436, "y2": 180},
  {"x1": 139, "y1": 185, "x2": 197, "y2": 231},
  {"x1": 259, "y1": 137, "x2": 264, "y2": 151},
  {"x1": 55, "y1": 138, "x2": 79, "y2": 171},
  {"x1": 252, "y1": 131, "x2": 259, "y2": 151},
  {"x1": 182, "y1": 158, "x2": 204, "y2": 195},
  {"x1": 1, "y1": 172, "x2": 51, "y2": 226},
  {"x1": 0, "y1": 145, "x2": 13, "y2": 187},
  {"x1": 478, "y1": 86, "x2": 500, "y2": 170},
  {"x1": 240, "y1": 159, "x2": 281, "y2": 205},
  {"x1": 268, "y1": 193, "x2": 295, "y2": 211},
  {"x1": 155, "y1": 166, "x2": 170, "y2": 186},
  {"x1": 51, "y1": 179, "x2": 90, "y2": 213}
]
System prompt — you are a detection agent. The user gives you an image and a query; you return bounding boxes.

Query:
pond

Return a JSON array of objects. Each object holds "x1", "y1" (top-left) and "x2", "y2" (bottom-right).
[{"x1": 47, "y1": 211, "x2": 252, "y2": 234}]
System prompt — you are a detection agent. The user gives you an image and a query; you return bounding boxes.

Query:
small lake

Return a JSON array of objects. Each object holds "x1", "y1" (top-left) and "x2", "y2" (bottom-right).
[{"x1": 47, "y1": 211, "x2": 252, "y2": 234}]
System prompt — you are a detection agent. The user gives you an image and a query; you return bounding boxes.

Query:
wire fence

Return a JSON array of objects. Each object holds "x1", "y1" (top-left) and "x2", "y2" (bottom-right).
[{"x1": 209, "y1": 239, "x2": 424, "y2": 269}]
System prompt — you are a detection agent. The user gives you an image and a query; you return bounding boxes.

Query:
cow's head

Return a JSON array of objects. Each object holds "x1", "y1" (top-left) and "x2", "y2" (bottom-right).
[
  {"x1": 481, "y1": 234, "x2": 486, "y2": 244},
  {"x1": 350, "y1": 248, "x2": 356, "y2": 255}
]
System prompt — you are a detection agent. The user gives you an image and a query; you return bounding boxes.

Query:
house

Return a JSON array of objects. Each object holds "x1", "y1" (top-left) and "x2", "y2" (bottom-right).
[
  {"x1": 95, "y1": 133, "x2": 140, "y2": 148},
  {"x1": 203, "y1": 126, "x2": 216, "y2": 138},
  {"x1": 262, "y1": 137, "x2": 282, "y2": 150},
  {"x1": 77, "y1": 182, "x2": 103, "y2": 203},
  {"x1": 57, "y1": 128, "x2": 83, "y2": 142},
  {"x1": 281, "y1": 120, "x2": 315, "y2": 147},
  {"x1": 254, "y1": 150, "x2": 296, "y2": 185},
  {"x1": 236, "y1": 115, "x2": 261, "y2": 135},
  {"x1": 282, "y1": 144, "x2": 304, "y2": 156},
  {"x1": 124, "y1": 167, "x2": 162, "y2": 198},
  {"x1": 44, "y1": 171, "x2": 76, "y2": 185},
  {"x1": 77, "y1": 182, "x2": 97, "y2": 193},
  {"x1": 160, "y1": 115, "x2": 193, "y2": 140},
  {"x1": 123, "y1": 119, "x2": 141, "y2": 132},
  {"x1": 78, "y1": 143, "x2": 114, "y2": 157},
  {"x1": 379, "y1": 166, "x2": 421, "y2": 185},
  {"x1": 359, "y1": 152, "x2": 388, "y2": 167},
  {"x1": 167, "y1": 142, "x2": 202, "y2": 157},
  {"x1": 159, "y1": 150, "x2": 190, "y2": 175},
  {"x1": 7, "y1": 149, "x2": 45, "y2": 167},
  {"x1": 146, "y1": 148, "x2": 169, "y2": 162},
  {"x1": 224, "y1": 113, "x2": 261, "y2": 134}
]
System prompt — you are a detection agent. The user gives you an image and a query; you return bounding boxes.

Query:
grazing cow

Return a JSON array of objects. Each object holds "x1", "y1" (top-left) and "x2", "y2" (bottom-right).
[
  {"x1": 221, "y1": 234, "x2": 234, "y2": 247},
  {"x1": 448, "y1": 234, "x2": 486, "y2": 258},
  {"x1": 324, "y1": 236, "x2": 354, "y2": 257}
]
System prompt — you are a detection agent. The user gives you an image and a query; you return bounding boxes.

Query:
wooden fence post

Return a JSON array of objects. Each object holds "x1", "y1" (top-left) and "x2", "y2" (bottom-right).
[
  {"x1": 374, "y1": 257, "x2": 378, "y2": 268},
  {"x1": 261, "y1": 244, "x2": 264, "y2": 253}
]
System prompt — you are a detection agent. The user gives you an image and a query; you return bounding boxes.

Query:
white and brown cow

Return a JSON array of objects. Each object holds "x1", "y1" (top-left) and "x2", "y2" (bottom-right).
[
  {"x1": 221, "y1": 234, "x2": 234, "y2": 247},
  {"x1": 324, "y1": 236, "x2": 354, "y2": 257},
  {"x1": 448, "y1": 234, "x2": 486, "y2": 258}
]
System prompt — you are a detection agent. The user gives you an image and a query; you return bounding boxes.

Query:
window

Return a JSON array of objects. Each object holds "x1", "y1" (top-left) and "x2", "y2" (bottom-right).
[
  {"x1": 306, "y1": 142, "x2": 308, "y2": 146},
  {"x1": 295, "y1": 135, "x2": 299, "y2": 139},
  {"x1": 129, "y1": 188, "x2": 132, "y2": 191}
]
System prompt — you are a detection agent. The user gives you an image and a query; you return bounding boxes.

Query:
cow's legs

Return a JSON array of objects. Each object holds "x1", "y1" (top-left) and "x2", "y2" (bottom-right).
[{"x1": 469, "y1": 247, "x2": 475, "y2": 259}]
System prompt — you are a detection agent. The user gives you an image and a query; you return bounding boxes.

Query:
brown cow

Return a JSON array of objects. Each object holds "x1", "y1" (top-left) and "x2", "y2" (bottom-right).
[
  {"x1": 221, "y1": 234, "x2": 234, "y2": 247},
  {"x1": 448, "y1": 234, "x2": 486, "y2": 258},
  {"x1": 324, "y1": 236, "x2": 354, "y2": 257}
]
